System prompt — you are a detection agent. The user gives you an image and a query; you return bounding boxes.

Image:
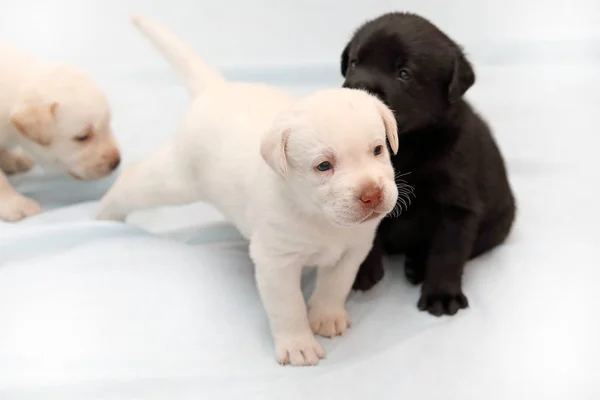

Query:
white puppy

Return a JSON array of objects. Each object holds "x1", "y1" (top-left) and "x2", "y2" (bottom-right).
[
  {"x1": 97, "y1": 15, "x2": 400, "y2": 366},
  {"x1": 0, "y1": 42, "x2": 121, "y2": 222}
]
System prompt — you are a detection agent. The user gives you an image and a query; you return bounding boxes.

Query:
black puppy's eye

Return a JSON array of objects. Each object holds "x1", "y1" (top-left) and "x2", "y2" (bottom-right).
[
  {"x1": 397, "y1": 68, "x2": 411, "y2": 81},
  {"x1": 350, "y1": 59, "x2": 357, "y2": 68},
  {"x1": 373, "y1": 145, "x2": 383, "y2": 156},
  {"x1": 316, "y1": 161, "x2": 332, "y2": 172}
]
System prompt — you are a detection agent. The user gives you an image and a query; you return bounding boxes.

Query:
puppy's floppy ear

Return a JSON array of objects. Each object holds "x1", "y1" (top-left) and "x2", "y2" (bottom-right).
[
  {"x1": 340, "y1": 42, "x2": 350, "y2": 77},
  {"x1": 373, "y1": 98, "x2": 399, "y2": 155},
  {"x1": 448, "y1": 48, "x2": 475, "y2": 104},
  {"x1": 260, "y1": 118, "x2": 290, "y2": 178},
  {"x1": 10, "y1": 102, "x2": 58, "y2": 146}
]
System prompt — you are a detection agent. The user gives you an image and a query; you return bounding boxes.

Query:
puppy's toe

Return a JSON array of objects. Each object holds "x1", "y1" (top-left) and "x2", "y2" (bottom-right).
[
  {"x1": 417, "y1": 282, "x2": 469, "y2": 317},
  {"x1": 275, "y1": 334, "x2": 325, "y2": 366},
  {"x1": 0, "y1": 194, "x2": 42, "y2": 222},
  {"x1": 309, "y1": 306, "x2": 351, "y2": 338}
]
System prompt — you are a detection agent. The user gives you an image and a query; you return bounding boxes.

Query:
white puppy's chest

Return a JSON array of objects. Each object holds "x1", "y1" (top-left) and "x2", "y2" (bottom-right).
[
  {"x1": 301, "y1": 227, "x2": 370, "y2": 268},
  {"x1": 305, "y1": 244, "x2": 347, "y2": 268}
]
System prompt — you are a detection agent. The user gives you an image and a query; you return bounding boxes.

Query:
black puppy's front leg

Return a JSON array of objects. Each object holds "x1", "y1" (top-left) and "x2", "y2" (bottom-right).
[
  {"x1": 418, "y1": 207, "x2": 478, "y2": 316},
  {"x1": 404, "y1": 244, "x2": 429, "y2": 285},
  {"x1": 352, "y1": 235, "x2": 384, "y2": 291}
]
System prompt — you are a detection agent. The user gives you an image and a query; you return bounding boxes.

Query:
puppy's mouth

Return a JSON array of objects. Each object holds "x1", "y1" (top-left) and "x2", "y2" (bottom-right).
[
  {"x1": 67, "y1": 170, "x2": 104, "y2": 181},
  {"x1": 332, "y1": 211, "x2": 381, "y2": 228},
  {"x1": 67, "y1": 171, "x2": 83, "y2": 180},
  {"x1": 359, "y1": 211, "x2": 382, "y2": 223}
]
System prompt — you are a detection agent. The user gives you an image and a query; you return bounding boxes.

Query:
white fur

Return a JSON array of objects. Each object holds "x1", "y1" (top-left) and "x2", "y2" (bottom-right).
[
  {"x1": 0, "y1": 42, "x2": 120, "y2": 221},
  {"x1": 96, "y1": 14, "x2": 400, "y2": 366}
]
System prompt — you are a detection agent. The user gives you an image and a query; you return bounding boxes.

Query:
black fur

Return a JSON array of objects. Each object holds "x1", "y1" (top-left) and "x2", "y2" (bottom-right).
[{"x1": 341, "y1": 12, "x2": 516, "y2": 316}]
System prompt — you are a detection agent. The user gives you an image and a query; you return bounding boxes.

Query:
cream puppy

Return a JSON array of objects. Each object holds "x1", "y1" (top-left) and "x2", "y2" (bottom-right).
[
  {"x1": 97, "y1": 15, "x2": 400, "y2": 366},
  {"x1": 0, "y1": 42, "x2": 121, "y2": 222}
]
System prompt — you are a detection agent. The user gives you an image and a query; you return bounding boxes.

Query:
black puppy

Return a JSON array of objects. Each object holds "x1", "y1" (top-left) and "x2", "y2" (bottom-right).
[{"x1": 341, "y1": 12, "x2": 516, "y2": 316}]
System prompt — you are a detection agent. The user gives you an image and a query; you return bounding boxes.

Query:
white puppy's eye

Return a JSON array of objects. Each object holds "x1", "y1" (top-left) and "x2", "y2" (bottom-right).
[
  {"x1": 73, "y1": 134, "x2": 90, "y2": 142},
  {"x1": 73, "y1": 126, "x2": 94, "y2": 142},
  {"x1": 373, "y1": 145, "x2": 383, "y2": 156},
  {"x1": 316, "y1": 161, "x2": 332, "y2": 172}
]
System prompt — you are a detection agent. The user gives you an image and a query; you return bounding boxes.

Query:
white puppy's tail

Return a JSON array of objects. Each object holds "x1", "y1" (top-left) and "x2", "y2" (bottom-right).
[{"x1": 130, "y1": 13, "x2": 225, "y2": 97}]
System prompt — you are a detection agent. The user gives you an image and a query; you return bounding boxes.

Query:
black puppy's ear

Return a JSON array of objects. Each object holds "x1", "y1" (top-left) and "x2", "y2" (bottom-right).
[
  {"x1": 340, "y1": 43, "x2": 350, "y2": 77},
  {"x1": 448, "y1": 48, "x2": 475, "y2": 104}
]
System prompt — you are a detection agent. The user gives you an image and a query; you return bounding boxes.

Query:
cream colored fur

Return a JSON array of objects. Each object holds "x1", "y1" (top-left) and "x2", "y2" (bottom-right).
[
  {"x1": 96, "y1": 14, "x2": 400, "y2": 366},
  {"x1": 0, "y1": 42, "x2": 120, "y2": 221}
]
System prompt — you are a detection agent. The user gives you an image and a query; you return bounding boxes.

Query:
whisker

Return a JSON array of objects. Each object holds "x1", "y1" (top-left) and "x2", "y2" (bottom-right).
[
  {"x1": 389, "y1": 197, "x2": 401, "y2": 218},
  {"x1": 394, "y1": 171, "x2": 412, "y2": 179},
  {"x1": 398, "y1": 181, "x2": 415, "y2": 190},
  {"x1": 399, "y1": 197, "x2": 408, "y2": 210},
  {"x1": 397, "y1": 187, "x2": 414, "y2": 195},
  {"x1": 387, "y1": 172, "x2": 416, "y2": 218}
]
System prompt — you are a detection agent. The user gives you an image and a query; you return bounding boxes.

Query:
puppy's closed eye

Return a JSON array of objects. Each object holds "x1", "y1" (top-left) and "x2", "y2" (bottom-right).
[
  {"x1": 73, "y1": 126, "x2": 94, "y2": 142},
  {"x1": 74, "y1": 134, "x2": 90, "y2": 142}
]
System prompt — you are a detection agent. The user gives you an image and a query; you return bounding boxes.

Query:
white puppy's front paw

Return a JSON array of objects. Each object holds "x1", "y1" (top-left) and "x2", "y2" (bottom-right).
[
  {"x1": 96, "y1": 199, "x2": 126, "y2": 222},
  {"x1": 274, "y1": 333, "x2": 326, "y2": 366},
  {"x1": 308, "y1": 306, "x2": 352, "y2": 338},
  {"x1": 0, "y1": 150, "x2": 34, "y2": 175},
  {"x1": 0, "y1": 194, "x2": 42, "y2": 222}
]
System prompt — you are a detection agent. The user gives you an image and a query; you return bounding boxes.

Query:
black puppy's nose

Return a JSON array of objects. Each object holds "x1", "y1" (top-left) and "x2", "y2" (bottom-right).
[
  {"x1": 343, "y1": 80, "x2": 386, "y2": 103},
  {"x1": 342, "y1": 78, "x2": 368, "y2": 90}
]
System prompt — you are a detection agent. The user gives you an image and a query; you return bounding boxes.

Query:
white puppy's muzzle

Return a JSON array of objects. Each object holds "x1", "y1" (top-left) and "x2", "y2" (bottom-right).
[
  {"x1": 330, "y1": 178, "x2": 398, "y2": 226},
  {"x1": 356, "y1": 183, "x2": 385, "y2": 222}
]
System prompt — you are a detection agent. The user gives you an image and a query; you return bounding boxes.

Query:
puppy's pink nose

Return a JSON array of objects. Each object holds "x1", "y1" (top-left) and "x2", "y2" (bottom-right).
[{"x1": 359, "y1": 186, "x2": 383, "y2": 208}]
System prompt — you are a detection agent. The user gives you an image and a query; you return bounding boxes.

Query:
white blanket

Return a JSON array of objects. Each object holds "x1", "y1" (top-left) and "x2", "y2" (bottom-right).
[{"x1": 1, "y1": 63, "x2": 599, "y2": 399}]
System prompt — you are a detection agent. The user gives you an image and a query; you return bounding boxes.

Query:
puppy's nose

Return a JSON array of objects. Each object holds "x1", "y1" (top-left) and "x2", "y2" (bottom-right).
[
  {"x1": 343, "y1": 80, "x2": 386, "y2": 103},
  {"x1": 110, "y1": 157, "x2": 121, "y2": 170},
  {"x1": 343, "y1": 79, "x2": 369, "y2": 91},
  {"x1": 359, "y1": 186, "x2": 383, "y2": 208}
]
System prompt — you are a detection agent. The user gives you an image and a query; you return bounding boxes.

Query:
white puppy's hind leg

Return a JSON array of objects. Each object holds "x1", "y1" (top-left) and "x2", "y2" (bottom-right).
[
  {"x1": 96, "y1": 142, "x2": 200, "y2": 221},
  {"x1": 308, "y1": 243, "x2": 372, "y2": 338}
]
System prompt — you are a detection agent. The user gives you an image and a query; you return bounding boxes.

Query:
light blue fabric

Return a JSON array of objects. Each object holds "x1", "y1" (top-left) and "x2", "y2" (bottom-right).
[{"x1": 1, "y1": 62, "x2": 598, "y2": 399}]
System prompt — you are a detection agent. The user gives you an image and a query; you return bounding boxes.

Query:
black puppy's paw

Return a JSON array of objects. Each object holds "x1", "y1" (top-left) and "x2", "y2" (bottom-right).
[
  {"x1": 404, "y1": 256, "x2": 425, "y2": 285},
  {"x1": 352, "y1": 262, "x2": 384, "y2": 292},
  {"x1": 417, "y1": 282, "x2": 469, "y2": 316}
]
